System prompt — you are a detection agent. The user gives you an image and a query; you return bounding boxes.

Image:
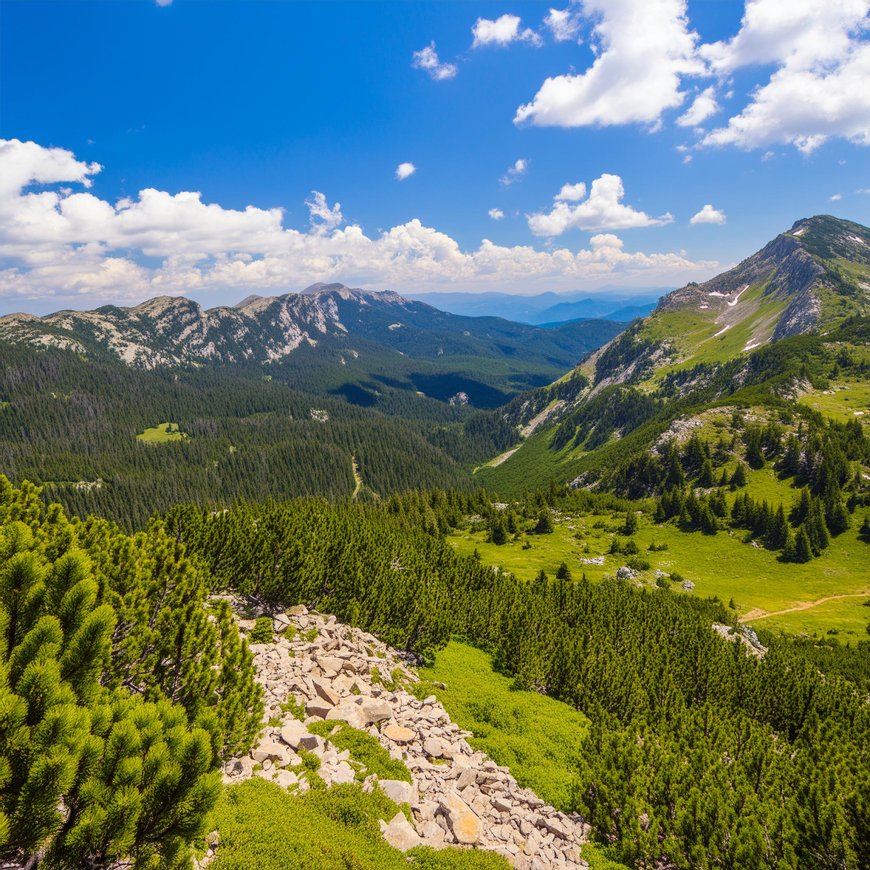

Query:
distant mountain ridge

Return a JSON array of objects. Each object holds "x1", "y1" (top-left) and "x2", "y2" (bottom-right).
[
  {"x1": 408, "y1": 289, "x2": 666, "y2": 323},
  {"x1": 0, "y1": 282, "x2": 624, "y2": 374}
]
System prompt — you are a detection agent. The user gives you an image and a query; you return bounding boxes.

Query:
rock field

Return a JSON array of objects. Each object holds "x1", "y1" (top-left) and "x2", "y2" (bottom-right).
[{"x1": 216, "y1": 601, "x2": 591, "y2": 869}]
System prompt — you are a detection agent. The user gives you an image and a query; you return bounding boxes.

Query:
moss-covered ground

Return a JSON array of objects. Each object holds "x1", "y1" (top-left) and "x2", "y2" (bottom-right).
[{"x1": 209, "y1": 778, "x2": 511, "y2": 869}]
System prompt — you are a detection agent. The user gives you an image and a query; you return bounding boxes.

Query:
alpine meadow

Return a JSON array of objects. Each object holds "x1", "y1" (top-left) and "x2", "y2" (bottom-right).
[{"x1": 1, "y1": 2, "x2": 869, "y2": 869}]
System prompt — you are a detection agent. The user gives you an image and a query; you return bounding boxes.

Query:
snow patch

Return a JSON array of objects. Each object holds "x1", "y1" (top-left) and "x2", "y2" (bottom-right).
[
  {"x1": 728, "y1": 285, "x2": 748, "y2": 307},
  {"x1": 713, "y1": 324, "x2": 731, "y2": 338}
]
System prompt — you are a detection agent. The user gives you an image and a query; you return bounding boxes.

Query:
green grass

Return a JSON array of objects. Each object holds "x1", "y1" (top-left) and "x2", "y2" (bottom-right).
[
  {"x1": 748, "y1": 595, "x2": 870, "y2": 639},
  {"x1": 642, "y1": 284, "x2": 788, "y2": 382},
  {"x1": 448, "y1": 494, "x2": 870, "y2": 640},
  {"x1": 136, "y1": 421, "x2": 188, "y2": 443},
  {"x1": 798, "y1": 380, "x2": 870, "y2": 425},
  {"x1": 307, "y1": 721, "x2": 412, "y2": 782},
  {"x1": 417, "y1": 641, "x2": 589, "y2": 811},
  {"x1": 417, "y1": 642, "x2": 628, "y2": 870},
  {"x1": 210, "y1": 778, "x2": 510, "y2": 869}
]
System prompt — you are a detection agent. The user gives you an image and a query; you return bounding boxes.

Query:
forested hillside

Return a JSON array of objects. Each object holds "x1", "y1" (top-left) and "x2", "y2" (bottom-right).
[
  {"x1": 0, "y1": 343, "x2": 523, "y2": 528},
  {"x1": 166, "y1": 491, "x2": 869, "y2": 870}
]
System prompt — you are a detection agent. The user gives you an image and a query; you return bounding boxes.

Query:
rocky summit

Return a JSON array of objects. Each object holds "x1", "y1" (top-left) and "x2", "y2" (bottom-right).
[{"x1": 216, "y1": 601, "x2": 590, "y2": 870}]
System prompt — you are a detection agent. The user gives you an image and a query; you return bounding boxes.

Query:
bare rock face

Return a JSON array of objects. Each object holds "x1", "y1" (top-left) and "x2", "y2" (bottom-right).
[{"x1": 222, "y1": 600, "x2": 591, "y2": 870}]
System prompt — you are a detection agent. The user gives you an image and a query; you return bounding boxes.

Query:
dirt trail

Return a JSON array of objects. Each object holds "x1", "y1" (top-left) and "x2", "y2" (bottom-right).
[
  {"x1": 743, "y1": 592, "x2": 869, "y2": 622},
  {"x1": 351, "y1": 454, "x2": 363, "y2": 499}
]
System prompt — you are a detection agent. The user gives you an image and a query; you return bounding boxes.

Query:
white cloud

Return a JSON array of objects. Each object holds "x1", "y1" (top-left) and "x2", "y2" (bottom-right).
[
  {"x1": 677, "y1": 87, "x2": 719, "y2": 127},
  {"x1": 305, "y1": 191, "x2": 343, "y2": 235},
  {"x1": 0, "y1": 139, "x2": 719, "y2": 306},
  {"x1": 689, "y1": 204, "x2": 726, "y2": 224},
  {"x1": 544, "y1": 7, "x2": 583, "y2": 42},
  {"x1": 516, "y1": 0, "x2": 703, "y2": 128},
  {"x1": 155, "y1": 0, "x2": 173, "y2": 6},
  {"x1": 528, "y1": 174, "x2": 673, "y2": 235},
  {"x1": 701, "y1": 0, "x2": 870, "y2": 152},
  {"x1": 701, "y1": 0, "x2": 868, "y2": 73},
  {"x1": 829, "y1": 193, "x2": 843, "y2": 201},
  {"x1": 472, "y1": 14, "x2": 542, "y2": 48},
  {"x1": 411, "y1": 42, "x2": 458, "y2": 80},
  {"x1": 500, "y1": 158, "x2": 529, "y2": 186},
  {"x1": 395, "y1": 162, "x2": 416, "y2": 181},
  {"x1": 488, "y1": 208, "x2": 505, "y2": 220},
  {"x1": 555, "y1": 182, "x2": 587, "y2": 201}
]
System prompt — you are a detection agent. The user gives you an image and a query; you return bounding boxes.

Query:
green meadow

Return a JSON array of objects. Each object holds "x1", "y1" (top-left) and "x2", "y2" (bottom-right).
[
  {"x1": 417, "y1": 642, "x2": 628, "y2": 870},
  {"x1": 136, "y1": 421, "x2": 188, "y2": 443},
  {"x1": 449, "y1": 488, "x2": 870, "y2": 641}
]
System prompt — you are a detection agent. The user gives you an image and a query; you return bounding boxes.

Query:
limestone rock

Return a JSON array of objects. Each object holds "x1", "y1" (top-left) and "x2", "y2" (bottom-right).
[
  {"x1": 380, "y1": 812, "x2": 424, "y2": 852},
  {"x1": 305, "y1": 699, "x2": 332, "y2": 719},
  {"x1": 383, "y1": 724, "x2": 415, "y2": 744},
  {"x1": 326, "y1": 702, "x2": 368, "y2": 730},
  {"x1": 279, "y1": 720, "x2": 308, "y2": 750},
  {"x1": 423, "y1": 737, "x2": 444, "y2": 758},
  {"x1": 360, "y1": 698, "x2": 393, "y2": 724},
  {"x1": 379, "y1": 778, "x2": 414, "y2": 805},
  {"x1": 439, "y1": 791, "x2": 481, "y2": 845}
]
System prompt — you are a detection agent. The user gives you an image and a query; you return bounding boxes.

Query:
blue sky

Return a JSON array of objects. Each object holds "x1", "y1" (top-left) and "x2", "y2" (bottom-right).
[{"x1": 1, "y1": 0, "x2": 868, "y2": 313}]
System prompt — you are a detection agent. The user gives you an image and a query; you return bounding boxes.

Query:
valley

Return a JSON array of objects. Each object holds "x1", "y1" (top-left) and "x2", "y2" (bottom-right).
[{"x1": 1, "y1": 215, "x2": 868, "y2": 870}]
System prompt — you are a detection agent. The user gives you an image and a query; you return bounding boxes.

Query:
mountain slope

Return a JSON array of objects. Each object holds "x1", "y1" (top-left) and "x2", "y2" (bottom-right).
[
  {"x1": 474, "y1": 216, "x2": 870, "y2": 494},
  {"x1": 0, "y1": 283, "x2": 623, "y2": 372},
  {"x1": 591, "y1": 215, "x2": 869, "y2": 389}
]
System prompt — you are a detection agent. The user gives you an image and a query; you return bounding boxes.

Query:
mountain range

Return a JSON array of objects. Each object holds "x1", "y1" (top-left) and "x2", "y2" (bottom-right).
[
  {"x1": 0, "y1": 281, "x2": 623, "y2": 374},
  {"x1": 408, "y1": 288, "x2": 664, "y2": 323}
]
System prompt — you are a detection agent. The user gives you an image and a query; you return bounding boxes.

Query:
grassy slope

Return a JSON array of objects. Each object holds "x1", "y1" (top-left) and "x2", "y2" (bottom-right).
[
  {"x1": 449, "y1": 471, "x2": 870, "y2": 641},
  {"x1": 417, "y1": 642, "x2": 627, "y2": 870},
  {"x1": 417, "y1": 642, "x2": 589, "y2": 810}
]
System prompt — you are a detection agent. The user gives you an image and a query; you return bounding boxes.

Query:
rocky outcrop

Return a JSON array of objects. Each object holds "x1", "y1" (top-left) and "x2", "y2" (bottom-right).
[{"x1": 222, "y1": 601, "x2": 590, "y2": 869}]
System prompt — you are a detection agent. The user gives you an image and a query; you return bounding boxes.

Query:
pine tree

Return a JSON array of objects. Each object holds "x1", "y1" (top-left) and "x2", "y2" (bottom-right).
[
  {"x1": 729, "y1": 463, "x2": 748, "y2": 490},
  {"x1": 698, "y1": 458, "x2": 716, "y2": 488},
  {"x1": 794, "y1": 527, "x2": 813, "y2": 563},
  {"x1": 533, "y1": 510, "x2": 554, "y2": 535}
]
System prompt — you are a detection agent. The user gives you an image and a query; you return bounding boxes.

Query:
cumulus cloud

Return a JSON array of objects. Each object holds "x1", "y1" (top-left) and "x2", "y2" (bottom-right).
[
  {"x1": 528, "y1": 174, "x2": 673, "y2": 235},
  {"x1": 472, "y1": 14, "x2": 542, "y2": 48},
  {"x1": 411, "y1": 42, "x2": 458, "y2": 80},
  {"x1": 488, "y1": 208, "x2": 505, "y2": 220},
  {"x1": 701, "y1": 0, "x2": 870, "y2": 152},
  {"x1": 690, "y1": 204, "x2": 726, "y2": 224},
  {"x1": 515, "y1": 0, "x2": 870, "y2": 153},
  {"x1": 500, "y1": 158, "x2": 529, "y2": 186},
  {"x1": 516, "y1": 0, "x2": 703, "y2": 127},
  {"x1": 544, "y1": 7, "x2": 583, "y2": 42},
  {"x1": 829, "y1": 193, "x2": 843, "y2": 201},
  {"x1": 395, "y1": 162, "x2": 416, "y2": 181},
  {"x1": 555, "y1": 182, "x2": 587, "y2": 201},
  {"x1": 677, "y1": 87, "x2": 720, "y2": 127},
  {"x1": 0, "y1": 139, "x2": 718, "y2": 307},
  {"x1": 305, "y1": 191, "x2": 343, "y2": 234}
]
